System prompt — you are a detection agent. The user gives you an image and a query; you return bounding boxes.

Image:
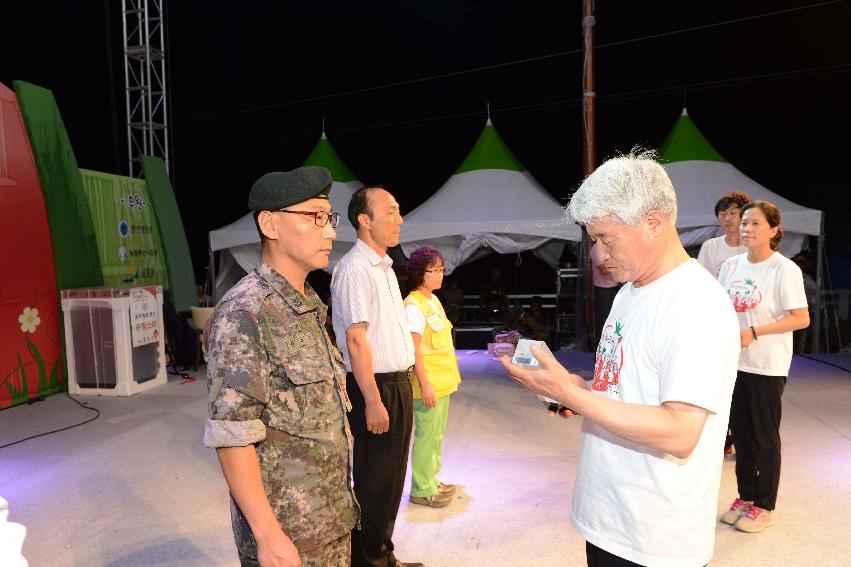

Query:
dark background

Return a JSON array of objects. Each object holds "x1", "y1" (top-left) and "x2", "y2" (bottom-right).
[{"x1": 2, "y1": 0, "x2": 850, "y2": 294}]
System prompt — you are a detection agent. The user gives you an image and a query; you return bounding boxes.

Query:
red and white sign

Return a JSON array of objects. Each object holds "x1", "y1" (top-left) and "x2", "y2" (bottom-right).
[{"x1": 130, "y1": 287, "x2": 160, "y2": 347}]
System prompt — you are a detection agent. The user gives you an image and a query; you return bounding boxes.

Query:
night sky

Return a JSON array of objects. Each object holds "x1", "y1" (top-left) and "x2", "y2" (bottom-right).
[{"x1": 2, "y1": 0, "x2": 850, "y2": 291}]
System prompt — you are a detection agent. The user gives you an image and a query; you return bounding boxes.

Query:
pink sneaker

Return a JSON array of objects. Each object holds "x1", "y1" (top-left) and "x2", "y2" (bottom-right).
[
  {"x1": 735, "y1": 505, "x2": 775, "y2": 533},
  {"x1": 720, "y1": 498, "x2": 752, "y2": 524}
]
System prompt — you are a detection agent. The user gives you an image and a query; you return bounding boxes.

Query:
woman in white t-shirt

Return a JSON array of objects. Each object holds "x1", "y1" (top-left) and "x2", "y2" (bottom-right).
[{"x1": 717, "y1": 200, "x2": 810, "y2": 533}]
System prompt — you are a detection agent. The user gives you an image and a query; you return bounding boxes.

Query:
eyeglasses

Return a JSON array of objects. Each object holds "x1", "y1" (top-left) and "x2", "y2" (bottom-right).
[
  {"x1": 425, "y1": 267, "x2": 445, "y2": 273},
  {"x1": 273, "y1": 209, "x2": 340, "y2": 228}
]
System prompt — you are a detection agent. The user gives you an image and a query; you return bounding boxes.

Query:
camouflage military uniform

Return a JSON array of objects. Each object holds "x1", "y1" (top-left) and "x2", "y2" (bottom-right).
[{"x1": 203, "y1": 261, "x2": 358, "y2": 564}]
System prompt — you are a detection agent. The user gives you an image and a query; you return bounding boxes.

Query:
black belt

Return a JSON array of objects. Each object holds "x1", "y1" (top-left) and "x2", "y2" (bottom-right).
[{"x1": 372, "y1": 367, "x2": 413, "y2": 382}]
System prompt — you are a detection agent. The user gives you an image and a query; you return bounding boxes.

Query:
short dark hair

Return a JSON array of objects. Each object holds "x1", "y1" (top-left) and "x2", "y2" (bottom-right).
[
  {"x1": 407, "y1": 246, "x2": 445, "y2": 289},
  {"x1": 714, "y1": 190, "x2": 751, "y2": 217},
  {"x1": 252, "y1": 211, "x2": 267, "y2": 244},
  {"x1": 348, "y1": 185, "x2": 385, "y2": 230},
  {"x1": 742, "y1": 200, "x2": 783, "y2": 251}
]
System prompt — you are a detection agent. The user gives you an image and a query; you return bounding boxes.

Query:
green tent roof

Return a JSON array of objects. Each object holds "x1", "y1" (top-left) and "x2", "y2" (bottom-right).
[
  {"x1": 454, "y1": 120, "x2": 526, "y2": 174},
  {"x1": 302, "y1": 133, "x2": 357, "y2": 183},
  {"x1": 659, "y1": 109, "x2": 728, "y2": 164}
]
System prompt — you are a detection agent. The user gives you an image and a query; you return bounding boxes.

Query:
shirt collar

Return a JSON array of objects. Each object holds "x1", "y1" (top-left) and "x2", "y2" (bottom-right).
[
  {"x1": 355, "y1": 238, "x2": 393, "y2": 268},
  {"x1": 256, "y1": 261, "x2": 323, "y2": 315}
]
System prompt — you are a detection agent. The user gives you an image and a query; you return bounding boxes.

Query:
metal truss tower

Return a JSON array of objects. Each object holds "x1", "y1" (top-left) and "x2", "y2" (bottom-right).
[{"x1": 122, "y1": 0, "x2": 169, "y2": 177}]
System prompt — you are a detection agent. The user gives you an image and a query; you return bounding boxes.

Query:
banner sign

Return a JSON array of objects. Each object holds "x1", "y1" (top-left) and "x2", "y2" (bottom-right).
[{"x1": 80, "y1": 168, "x2": 170, "y2": 289}]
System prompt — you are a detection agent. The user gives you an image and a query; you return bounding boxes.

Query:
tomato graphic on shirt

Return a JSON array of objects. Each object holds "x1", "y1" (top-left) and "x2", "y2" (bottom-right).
[
  {"x1": 593, "y1": 320, "x2": 624, "y2": 398},
  {"x1": 727, "y1": 278, "x2": 762, "y2": 312}
]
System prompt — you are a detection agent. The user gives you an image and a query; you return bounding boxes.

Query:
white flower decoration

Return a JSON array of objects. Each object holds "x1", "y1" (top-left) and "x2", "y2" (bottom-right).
[{"x1": 18, "y1": 307, "x2": 41, "y2": 334}]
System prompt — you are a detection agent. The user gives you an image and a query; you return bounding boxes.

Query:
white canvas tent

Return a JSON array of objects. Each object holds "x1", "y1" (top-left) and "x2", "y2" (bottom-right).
[
  {"x1": 209, "y1": 132, "x2": 360, "y2": 300},
  {"x1": 399, "y1": 119, "x2": 581, "y2": 273},
  {"x1": 661, "y1": 109, "x2": 823, "y2": 255}
]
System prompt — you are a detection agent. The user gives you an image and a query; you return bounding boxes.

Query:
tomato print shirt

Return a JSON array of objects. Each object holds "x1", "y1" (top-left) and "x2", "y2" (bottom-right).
[
  {"x1": 572, "y1": 260, "x2": 740, "y2": 567},
  {"x1": 718, "y1": 252, "x2": 807, "y2": 376}
]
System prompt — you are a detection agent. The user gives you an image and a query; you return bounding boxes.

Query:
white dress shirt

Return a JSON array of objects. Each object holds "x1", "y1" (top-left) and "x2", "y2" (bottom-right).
[{"x1": 331, "y1": 239, "x2": 415, "y2": 373}]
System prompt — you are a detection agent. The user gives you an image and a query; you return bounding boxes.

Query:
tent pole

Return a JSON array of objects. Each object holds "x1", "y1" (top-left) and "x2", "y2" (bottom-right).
[
  {"x1": 813, "y1": 217, "x2": 825, "y2": 353},
  {"x1": 580, "y1": 0, "x2": 597, "y2": 351}
]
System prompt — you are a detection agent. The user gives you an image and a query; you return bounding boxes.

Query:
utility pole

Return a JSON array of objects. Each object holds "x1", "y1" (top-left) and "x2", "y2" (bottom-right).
[{"x1": 578, "y1": 0, "x2": 597, "y2": 351}]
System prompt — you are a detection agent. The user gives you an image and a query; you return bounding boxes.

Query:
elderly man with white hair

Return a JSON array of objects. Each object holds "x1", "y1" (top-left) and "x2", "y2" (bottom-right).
[{"x1": 502, "y1": 151, "x2": 740, "y2": 567}]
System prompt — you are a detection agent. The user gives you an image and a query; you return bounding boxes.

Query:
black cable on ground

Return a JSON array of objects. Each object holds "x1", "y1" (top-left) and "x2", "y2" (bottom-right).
[{"x1": 0, "y1": 394, "x2": 101, "y2": 450}]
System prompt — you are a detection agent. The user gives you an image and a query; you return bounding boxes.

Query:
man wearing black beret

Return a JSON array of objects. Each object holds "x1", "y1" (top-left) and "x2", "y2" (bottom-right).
[{"x1": 204, "y1": 166, "x2": 359, "y2": 566}]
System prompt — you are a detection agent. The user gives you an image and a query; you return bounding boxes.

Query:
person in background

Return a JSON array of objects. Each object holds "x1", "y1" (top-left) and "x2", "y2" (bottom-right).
[
  {"x1": 697, "y1": 189, "x2": 751, "y2": 455},
  {"x1": 503, "y1": 152, "x2": 739, "y2": 567},
  {"x1": 590, "y1": 241, "x2": 620, "y2": 347},
  {"x1": 717, "y1": 200, "x2": 809, "y2": 533},
  {"x1": 478, "y1": 268, "x2": 509, "y2": 320},
  {"x1": 438, "y1": 277, "x2": 465, "y2": 325},
  {"x1": 403, "y1": 246, "x2": 461, "y2": 509},
  {"x1": 791, "y1": 254, "x2": 818, "y2": 354},
  {"x1": 331, "y1": 186, "x2": 423, "y2": 567},
  {"x1": 204, "y1": 167, "x2": 357, "y2": 567},
  {"x1": 517, "y1": 296, "x2": 552, "y2": 343},
  {"x1": 697, "y1": 190, "x2": 751, "y2": 277}
]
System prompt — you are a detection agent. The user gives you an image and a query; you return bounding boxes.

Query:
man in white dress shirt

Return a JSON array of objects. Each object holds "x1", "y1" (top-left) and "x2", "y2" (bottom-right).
[{"x1": 331, "y1": 185, "x2": 422, "y2": 567}]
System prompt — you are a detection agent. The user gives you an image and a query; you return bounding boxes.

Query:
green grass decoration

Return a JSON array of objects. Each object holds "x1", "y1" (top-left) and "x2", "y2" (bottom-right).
[{"x1": 8, "y1": 354, "x2": 30, "y2": 405}]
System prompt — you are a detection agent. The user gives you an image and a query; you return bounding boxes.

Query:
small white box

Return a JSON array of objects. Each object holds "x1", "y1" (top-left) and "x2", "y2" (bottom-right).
[{"x1": 61, "y1": 286, "x2": 167, "y2": 396}]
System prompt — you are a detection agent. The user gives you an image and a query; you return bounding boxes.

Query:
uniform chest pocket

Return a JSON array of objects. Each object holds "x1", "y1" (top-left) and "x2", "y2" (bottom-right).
[
  {"x1": 428, "y1": 317, "x2": 453, "y2": 350},
  {"x1": 266, "y1": 350, "x2": 337, "y2": 435}
]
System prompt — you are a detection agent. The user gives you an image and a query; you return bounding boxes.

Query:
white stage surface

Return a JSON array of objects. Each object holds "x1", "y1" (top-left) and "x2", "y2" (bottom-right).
[{"x1": 1, "y1": 351, "x2": 850, "y2": 566}]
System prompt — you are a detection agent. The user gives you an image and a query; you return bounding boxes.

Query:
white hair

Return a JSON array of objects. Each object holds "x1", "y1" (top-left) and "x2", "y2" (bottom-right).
[{"x1": 566, "y1": 150, "x2": 678, "y2": 226}]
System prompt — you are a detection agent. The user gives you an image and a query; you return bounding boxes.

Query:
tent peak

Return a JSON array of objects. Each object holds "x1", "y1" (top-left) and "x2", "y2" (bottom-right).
[{"x1": 659, "y1": 111, "x2": 727, "y2": 164}]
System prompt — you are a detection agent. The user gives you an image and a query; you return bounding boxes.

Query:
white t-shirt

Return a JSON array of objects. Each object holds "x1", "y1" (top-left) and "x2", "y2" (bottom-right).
[
  {"x1": 718, "y1": 252, "x2": 807, "y2": 376},
  {"x1": 697, "y1": 235, "x2": 747, "y2": 278},
  {"x1": 572, "y1": 260, "x2": 740, "y2": 567},
  {"x1": 331, "y1": 239, "x2": 415, "y2": 373},
  {"x1": 404, "y1": 295, "x2": 442, "y2": 335}
]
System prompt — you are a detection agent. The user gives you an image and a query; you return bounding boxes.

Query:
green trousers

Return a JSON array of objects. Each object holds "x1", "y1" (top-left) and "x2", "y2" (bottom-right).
[{"x1": 410, "y1": 395, "x2": 451, "y2": 498}]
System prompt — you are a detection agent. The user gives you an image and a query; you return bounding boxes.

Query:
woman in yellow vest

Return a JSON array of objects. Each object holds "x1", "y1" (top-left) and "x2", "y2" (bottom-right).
[{"x1": 404, "y1": 247, "x2": 462, "y2": 508}]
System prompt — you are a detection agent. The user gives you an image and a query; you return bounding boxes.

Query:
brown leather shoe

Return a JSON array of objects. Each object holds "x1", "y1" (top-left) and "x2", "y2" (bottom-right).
[
  {"x1": 437, "y1": 482, "x2": 456, "y2": 495},
  {"x1": 409, "y1": 492, "x2": 451, "y2": 508}
]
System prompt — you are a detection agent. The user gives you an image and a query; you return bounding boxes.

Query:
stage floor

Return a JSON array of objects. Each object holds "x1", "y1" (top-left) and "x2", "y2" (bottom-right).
[{"x1": 1, "y1": 352, "x2": 850, "y2": 566}]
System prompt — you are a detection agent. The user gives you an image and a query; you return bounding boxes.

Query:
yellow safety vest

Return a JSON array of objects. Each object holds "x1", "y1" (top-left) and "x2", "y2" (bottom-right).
[{"x1": 404, "y1": 290, "x2": 461, "y2": 399}]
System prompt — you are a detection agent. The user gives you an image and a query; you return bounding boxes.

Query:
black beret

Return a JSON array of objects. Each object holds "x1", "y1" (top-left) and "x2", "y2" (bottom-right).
[{"x1": 247, "y1": 166, "x2": 332, "y2": 212}]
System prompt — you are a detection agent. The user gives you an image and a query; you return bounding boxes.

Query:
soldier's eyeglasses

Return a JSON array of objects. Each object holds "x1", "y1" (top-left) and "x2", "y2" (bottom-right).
[{"x1": 273, "y1": 210, "x2": 340, "y2": 228}]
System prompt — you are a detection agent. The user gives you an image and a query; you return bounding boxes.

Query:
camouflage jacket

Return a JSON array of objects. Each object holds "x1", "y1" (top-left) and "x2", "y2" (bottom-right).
[{"x1": 203, "y1": 261, "x2": 358, "y2": 553}]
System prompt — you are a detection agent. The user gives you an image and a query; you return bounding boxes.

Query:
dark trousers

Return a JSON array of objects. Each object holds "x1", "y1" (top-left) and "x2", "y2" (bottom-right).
[
  {"x1": 586, "y1": 542, "x2": 642, "y2": 567},
  {"x1": 347, "y1": 371, "x2": 414, "y2": 567},
  {"x1": 730, "y1": 370, "x2": 786, "y2": 510},
  {"x1": 586, "y1": 542, "x2": 706, "y2": 567}
]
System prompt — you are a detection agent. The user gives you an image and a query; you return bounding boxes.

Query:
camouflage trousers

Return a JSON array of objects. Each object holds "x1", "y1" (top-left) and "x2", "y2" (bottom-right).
[{"x1": 238, "y1": 533, "x2": 351, "y2": 567}]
